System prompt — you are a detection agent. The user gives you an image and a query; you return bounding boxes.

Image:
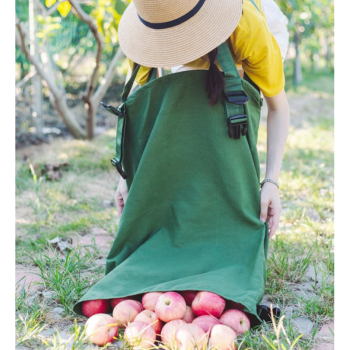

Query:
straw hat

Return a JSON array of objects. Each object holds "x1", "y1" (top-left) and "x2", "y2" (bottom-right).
[{"x1": 118, "y1": 0, "x2": 243, "y2": 67}]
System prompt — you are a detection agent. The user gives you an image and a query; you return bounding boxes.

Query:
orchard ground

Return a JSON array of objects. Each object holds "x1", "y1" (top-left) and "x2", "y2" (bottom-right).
[{"x1": 15, "y1": 74, "x2": 334, "y2": 350}]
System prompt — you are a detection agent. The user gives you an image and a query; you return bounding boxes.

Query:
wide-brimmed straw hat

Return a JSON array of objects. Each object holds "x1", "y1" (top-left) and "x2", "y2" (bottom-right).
[{"x1": 118, "y1": 0, "x2": 243, "y2": 67}]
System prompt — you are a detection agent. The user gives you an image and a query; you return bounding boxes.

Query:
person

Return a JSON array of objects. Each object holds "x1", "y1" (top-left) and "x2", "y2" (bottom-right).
[{"x1": 74, "y1": 0, "x2": 290, "y2": 323}]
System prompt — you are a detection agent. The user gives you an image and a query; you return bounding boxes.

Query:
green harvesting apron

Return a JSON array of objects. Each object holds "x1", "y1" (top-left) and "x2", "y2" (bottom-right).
[{"x1": 73, "y1": 42, "x2": 269, "y2": 320}]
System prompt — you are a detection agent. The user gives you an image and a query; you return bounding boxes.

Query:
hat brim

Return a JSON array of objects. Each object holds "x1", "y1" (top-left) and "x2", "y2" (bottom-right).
[{"x1": 118, "y1": 0, "x2": 243, "y2": 67}]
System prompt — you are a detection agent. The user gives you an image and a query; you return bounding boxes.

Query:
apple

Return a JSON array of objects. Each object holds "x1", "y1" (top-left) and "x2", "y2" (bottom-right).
[
  {"x1": 155, "y1": 292, "x2": 187, "y2": 322},
  {"x1": 85, "y1": 314, "x2": 118, "y2": 346},
  {"x1": 180, "y1": 291, "x2": 198, "y2": 306},
  {"x1": 142, "y1": 292, "x2": 164, "y2": 311},
  {"x1": 192, "y1": 292, "x2": 226, "y2": 318},
  {"x1": 134, "y1": 309, "x2": 163, "y2": 335},
  {"x1": 112, "y1": 300, "x2": 143, "y2": 328},
  {"x1": 192, "y1": 315, "x2": 220, "y2": 335},
  {"x1": 124, "y1": 321, "x2": 156, "y2": 349},
  {"x1": 210, "y1": 324, "x2": 237, "y2": 350},
  {"x1": 225, "y1": 300, "x2": 245, "y2": 311},
  {"x1": 110, "y1": 297, "x2": 130, "y2": 310},
  {"x1": 175, "y1": 323, "x2": 207, "y2": 350},
  {"x1": 160, "y1": 319, "x2": 186, "y2": 347},
  {"x1": 219, "y1": 309, "x2": 250, "y2": 335},
  {"x1": 82, "y1": 299, "x2": 110, "y2": 318},
  {"x1": 181, "y1": 305, "x2": 196, "y2": 323}
]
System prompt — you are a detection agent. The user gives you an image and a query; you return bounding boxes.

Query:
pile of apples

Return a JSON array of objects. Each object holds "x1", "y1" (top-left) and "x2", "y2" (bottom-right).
[{"x1": 82, "y1": 290, "x2": 250, "y2": 349}]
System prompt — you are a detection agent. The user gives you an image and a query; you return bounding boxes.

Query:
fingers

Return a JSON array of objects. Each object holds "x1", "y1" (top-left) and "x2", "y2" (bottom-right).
[
  {"x1": 268, "y1": 205, "x2": 281, "y2": 238},
  {"x1": 260, "y1": 198, "x2": 269, "y2": 224}
]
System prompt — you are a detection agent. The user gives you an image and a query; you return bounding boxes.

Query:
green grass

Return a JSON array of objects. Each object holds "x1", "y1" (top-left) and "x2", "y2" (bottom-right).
[
  {"x1": 15, "y1": 74, "x2": 334, "y2": 349},
  {"x1": 28, "y1": 245, "x2": 105, "y2": 315}
]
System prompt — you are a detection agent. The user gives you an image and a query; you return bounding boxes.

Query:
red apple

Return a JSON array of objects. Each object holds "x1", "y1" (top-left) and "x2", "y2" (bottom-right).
[
  {"x1": 225, "y1": 300, "x2": 245, "y2": 311},
  {"x1": 175, "y1": 323, "x2": 207, "y2": 350},
  {"x1": 110, "y1": 297, "x2": 130, "y2": 310},
  {"x1": 142, "y1": 292, "x2": 164, "y2": 311},
  {"x1": 155, "y1": 292, "x2": 187, "y2": 322},
  {"x1": 180, "y1": 290, "x2": 198, "y2": 306},
  {"x1": 192, "y1": 291, "x2": 226, "y2": 318},
  {"x1": 85, "y1": 313, "x2": 118, "y2": 346},
  {"x1": 181, "y1": 305, "x2": 196, "y2": 323},
  {"x1": 160, "y1": 319, "x2": 186, "y2": 347},
  {"x1": 210, "y1": 324, "x2": 237, "y2": 350},
  {"x1": 219, "y1": 309, "x2": 250, "y2": 335},
  {"x1": 192, "y1": 315, "x2": 220, "y2": 335},
  {"x1": 112, "y1": 300, "x2": 143, "y2": 328},
  {"x1": 124, "y1": 321, "x2": 156, "y2": 349},
  {"x1": 82, "y1": 299, "x2": 110, "y2": 318},
  {"x1": 134, "y1": 310, "x2": 163, "y2": 335}
]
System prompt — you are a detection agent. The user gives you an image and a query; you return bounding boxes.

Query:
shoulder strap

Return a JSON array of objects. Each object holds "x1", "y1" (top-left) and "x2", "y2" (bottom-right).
[
  {"x1": 250, "y1": 0, "x2": 260, "y2": 12},
  {"x1": 216, "y1": 42, "x2": 249, "y2": 140},
  {"x1": 122, "y1": 64, "x2": 140, "y2": 102}
]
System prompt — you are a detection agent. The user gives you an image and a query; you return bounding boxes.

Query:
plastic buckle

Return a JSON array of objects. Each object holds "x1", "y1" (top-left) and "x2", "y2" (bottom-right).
[
  {"x1": 227, "y1": 115, "x2": 248, "y2": 139},
  {"x1": 100, "y1": 102, "x2": 125, "y2": 117},
  {"x1": 110, "y1": 158, "x2": 127, "y2": 179},
  {"x1": 225, "y1": 91, "x2": 249, "y2": 105}
]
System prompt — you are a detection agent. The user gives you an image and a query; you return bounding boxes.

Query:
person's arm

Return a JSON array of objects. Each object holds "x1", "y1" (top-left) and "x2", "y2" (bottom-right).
[{"x1": 260, "y1": 89, "x2": 290, "y2": 237}]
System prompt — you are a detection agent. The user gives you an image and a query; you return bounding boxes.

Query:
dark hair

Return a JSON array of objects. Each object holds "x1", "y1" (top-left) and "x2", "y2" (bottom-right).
[{"x1": 205, "y1": 48, "x2": 226, "y2": 106}]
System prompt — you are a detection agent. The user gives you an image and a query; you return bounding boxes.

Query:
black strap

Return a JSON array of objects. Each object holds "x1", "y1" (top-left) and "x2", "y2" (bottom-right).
[{"x1": 122, "y1": 64, "x2": 141, "y2": 102}]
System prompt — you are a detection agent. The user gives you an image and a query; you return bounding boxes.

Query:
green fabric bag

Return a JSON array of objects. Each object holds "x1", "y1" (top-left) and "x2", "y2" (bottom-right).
[{"x1": 73, "y1": 42, "x2": 269, "y2": 320}]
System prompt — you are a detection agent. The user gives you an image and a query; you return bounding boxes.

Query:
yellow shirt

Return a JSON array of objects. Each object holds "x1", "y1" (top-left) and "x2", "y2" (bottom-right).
[{"x1": 128, "y1": 0, "x2": 284, "y2": 97}]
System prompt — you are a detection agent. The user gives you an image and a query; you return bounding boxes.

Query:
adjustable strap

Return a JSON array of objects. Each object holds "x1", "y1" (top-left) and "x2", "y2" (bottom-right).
[
  {"x1": 100, "y1": 101, "x2": 127, "y2": 179},
  {"x1": 104, "y1": 64, "x2": 158, "y2": 179},
  {"x1": 217, "y1": 42, "x2": 249, "y2": 139}
]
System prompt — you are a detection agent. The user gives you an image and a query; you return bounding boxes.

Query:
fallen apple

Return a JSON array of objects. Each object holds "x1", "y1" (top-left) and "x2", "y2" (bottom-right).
[
  {"x1": 85, "y1": 313, "x2": 118, "y2": 346},
  {"x1": 155, "y1": 292, "x2": 187, "y2": 322},
  {"x1": 210, "y1": 324, "x2": 237, "y2": 350},
  {"x1": 192, "y1": 291, "x2": 226, "y2": 318},
  {"x1": 192, "y1": 315, "x2": 220, "y2": 335},
  {"x1": 134, "y1": 309, "x2": 163, "y2": 335},
  {"x1": 112, "y1": 299, "x2": 143, "y2": 328},
  {"x1": 142, "y1": 292, "x2": 164, "y2": 311},
  {"x1": 82, "y1": 299, "x2": 110, "y2": 318},
  {"x1": 180, "y1": 290, "x2": 198, "y2": 306},
  {"x1": 219, "y1": 309, "x2": 250, "y2": 335},
  {"x1": 182, "y1": 305, "x2": 196, "y2": 323},
  {"x1": 160, "y1": 319, "x2": 186, "y2": 347},
  {"x1": 175, "y1": 323, "x2": 207, "y2": 350},
  {"x1": 124, "y1": 321, "x2": 156, "y2": 349}
]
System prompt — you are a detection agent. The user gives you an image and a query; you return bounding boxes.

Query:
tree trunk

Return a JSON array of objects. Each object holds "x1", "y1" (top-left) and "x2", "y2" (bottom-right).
[
  {"x1": 293, "y1": 32, "x2": 303, "y2": 87},
  {"x1": 29, "y1": 0, "x2": 43, "y2": 137},
  {"x1": 54, "y1": 95, "x2": 86, "y2": 139}
]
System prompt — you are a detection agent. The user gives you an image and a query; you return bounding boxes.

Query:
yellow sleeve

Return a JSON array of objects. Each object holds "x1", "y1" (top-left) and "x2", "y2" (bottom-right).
[
  {"x1": 229, "y1": 0, "x2": 285, "y2": 97},
  {"x1": 127, "y1": 59, "x2": 153, "y2": 86}
]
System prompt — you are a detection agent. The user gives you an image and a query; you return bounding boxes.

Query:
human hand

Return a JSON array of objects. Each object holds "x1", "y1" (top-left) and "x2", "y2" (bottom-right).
[
  {"x1": 115, "y1": 177, "x2": 128, "y2": 218},
  {"x1": 260, "y1": 182, "x2": 282, "y2": 238}
]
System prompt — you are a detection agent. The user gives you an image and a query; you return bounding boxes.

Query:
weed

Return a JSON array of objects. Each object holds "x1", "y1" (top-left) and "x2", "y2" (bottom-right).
[{"x1": 28, "y1": 245, "x2": 104, "y2": 314}]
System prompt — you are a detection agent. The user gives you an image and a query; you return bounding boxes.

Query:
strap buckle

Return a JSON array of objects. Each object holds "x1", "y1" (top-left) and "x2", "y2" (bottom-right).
[
  {"x1": 227, "y1": 115, "x2": 248, "y2": 139},
  {"x1": 100, "y1": 102, "x2": 125, "y2": 117},
  {"x1": 110, "y1": 158, "x2": 127, "y2": 179},
  {"x1": 225, "y1": 91, "x2": 249, "y2": 105}
]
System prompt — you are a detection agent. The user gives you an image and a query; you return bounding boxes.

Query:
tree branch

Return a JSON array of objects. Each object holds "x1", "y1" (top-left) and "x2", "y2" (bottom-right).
[
  {"x1": 68, "y1": 0, "x2": 104, "y2": 102},
  {"x1": 16, "y1": 18, "x2": 86, "y2": 139},
  {"x1": 92, "y1": 47, "x2": 124, "y2": 106},
  {"x1": 16, "y1": 19, "x2": 61, "y2": 96},
  {"x1": 34, "y1": 0, "x2": 60, "y2": 17}
]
